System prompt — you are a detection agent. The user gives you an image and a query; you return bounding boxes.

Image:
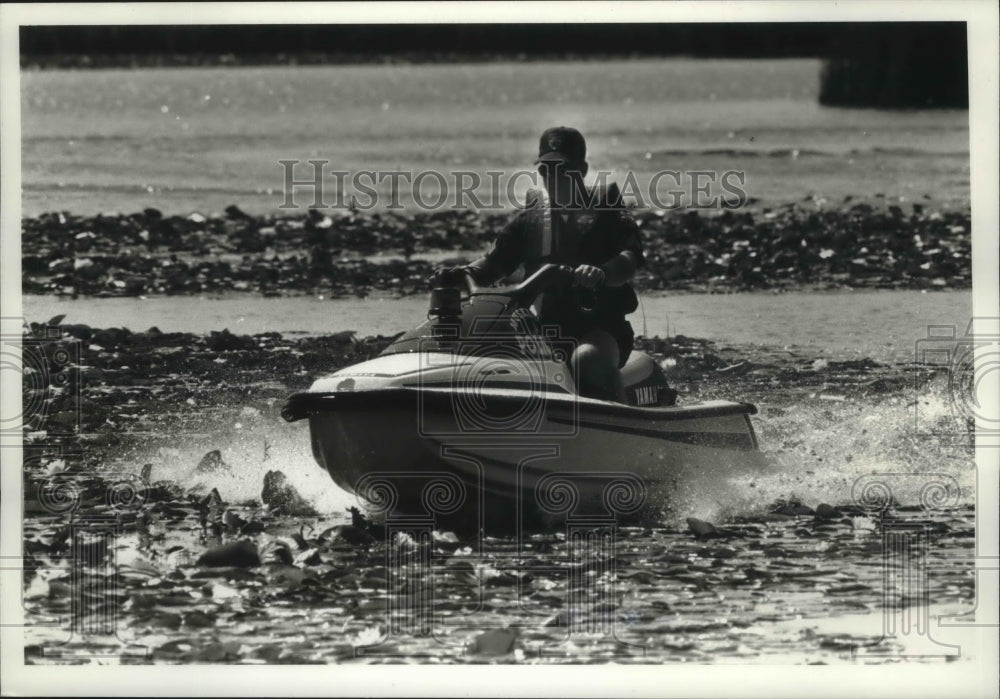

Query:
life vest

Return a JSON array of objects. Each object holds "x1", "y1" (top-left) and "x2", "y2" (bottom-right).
[
  {"x1": 520, "y1": 182, "x2": 638, "y2": 320},
  {"x1": 523, "y1": 187, "x2": 558, "y2": 267},
  {"x1": 521, "y1": 182, "x2": 623, "y2": 270}
]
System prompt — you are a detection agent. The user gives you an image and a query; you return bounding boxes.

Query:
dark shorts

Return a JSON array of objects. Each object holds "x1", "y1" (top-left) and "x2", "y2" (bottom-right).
[{"x1": 556, "y1": 313, "x2": 635, "y2": 369}]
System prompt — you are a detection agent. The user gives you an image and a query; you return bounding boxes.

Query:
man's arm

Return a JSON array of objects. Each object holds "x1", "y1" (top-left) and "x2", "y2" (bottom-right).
[
  {"x1": 465, "y1": 213, "x2": 526, "y2": 285},
  {"x1": 599, "y1": 202, "x2": 644, "y2": 287},
  {"x1": 600, "y1": 250, "x2": 639, "y2": 287},
  {"x1": 575, "y1": 201, "x2": 644, "y2": 288}
]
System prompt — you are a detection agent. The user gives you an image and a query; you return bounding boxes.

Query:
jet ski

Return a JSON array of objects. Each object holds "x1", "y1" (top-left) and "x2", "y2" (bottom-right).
[{"x1": 283, "y1": 264, "x2": 764, "y2": 529}]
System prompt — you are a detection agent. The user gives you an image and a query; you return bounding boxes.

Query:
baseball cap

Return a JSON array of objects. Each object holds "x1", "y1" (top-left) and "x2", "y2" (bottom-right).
[{"x1": 535, "y1": 126, "x2": 587, "y2": 166}]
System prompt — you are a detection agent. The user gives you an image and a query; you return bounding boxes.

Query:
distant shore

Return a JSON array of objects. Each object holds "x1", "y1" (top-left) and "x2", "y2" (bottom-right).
[
  {"x1": 21, "y1": 52, "x2": 709, "y2": 71},
  {"x1": 12, "y1": 24, "x2": 878, "y2": 71},
  {"x1": 22, "y1": 199, "x2": 971, "y2": 298}
]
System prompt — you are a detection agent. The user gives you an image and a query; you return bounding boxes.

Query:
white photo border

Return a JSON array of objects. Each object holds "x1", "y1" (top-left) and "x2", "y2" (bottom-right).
[{"x1": 1, "y1": 2, "x2": 997, "y2": 697}]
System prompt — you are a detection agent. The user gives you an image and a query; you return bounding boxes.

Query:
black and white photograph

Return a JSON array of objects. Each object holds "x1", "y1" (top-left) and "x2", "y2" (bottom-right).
[{"x1": 1, "y1": 2, "x2": 997, "y2": 696}]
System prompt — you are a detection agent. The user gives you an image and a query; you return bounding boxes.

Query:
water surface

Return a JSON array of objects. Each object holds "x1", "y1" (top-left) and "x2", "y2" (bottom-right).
[
  {"x1": 24, "y1": 288, "x2": 972, "y2": 363},
  {"x1": 21, "y1": 60, "x2": 969, "y2": 215}
]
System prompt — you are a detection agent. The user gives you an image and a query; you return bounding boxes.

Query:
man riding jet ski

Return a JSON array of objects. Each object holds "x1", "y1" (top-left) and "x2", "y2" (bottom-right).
[
  {"x1": 282, "y1": 127, "x2": 766, "y2": 526},
  {"x1": 438, "y1": 126, "x2": 643, "y2": 403}
]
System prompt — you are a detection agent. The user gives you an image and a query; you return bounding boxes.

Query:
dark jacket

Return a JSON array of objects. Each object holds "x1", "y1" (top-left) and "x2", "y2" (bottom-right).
[{"x1": 469, "y1": 182, "x2": 644, "y2": 320}]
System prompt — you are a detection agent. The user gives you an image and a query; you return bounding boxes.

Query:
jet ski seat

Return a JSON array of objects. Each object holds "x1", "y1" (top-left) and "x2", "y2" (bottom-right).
[{"x1": 620, "y1": 351, "x2": 678, "y2": 407}]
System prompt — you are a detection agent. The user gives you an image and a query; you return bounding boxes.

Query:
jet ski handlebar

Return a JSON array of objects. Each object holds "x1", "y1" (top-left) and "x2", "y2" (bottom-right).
[
  {"x1": 509, "y1": 263, "x2": 576, "y2": 302},
  {"x1": 429, "y1": 263, "x2": 576, "y2": 301},
  {"x1": 427, "y1": 263, "x2": 591, "y2": 319}
]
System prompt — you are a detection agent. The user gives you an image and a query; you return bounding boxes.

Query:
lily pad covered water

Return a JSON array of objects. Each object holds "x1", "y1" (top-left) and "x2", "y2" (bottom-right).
[
  {"x1": 16, "y1": 53, "x2": 980, "y2": 672},
  {"x1": 22, "y1": 201, "x2": 971, "y2": 298},
  {"x1": 19, "y1": 318, "x2": 977, "y2": 664},
  {"x1": 21, "y1": 502, "x2": 977, "y2": 664}
]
